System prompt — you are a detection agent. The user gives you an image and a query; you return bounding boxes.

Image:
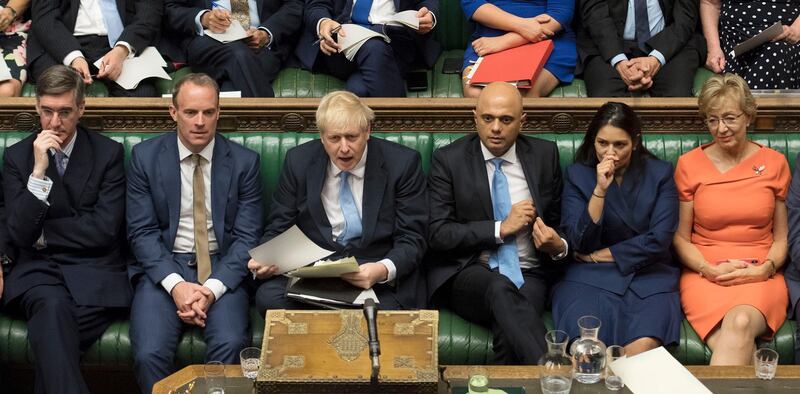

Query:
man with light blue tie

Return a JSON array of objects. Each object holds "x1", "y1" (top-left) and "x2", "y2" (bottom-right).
[
  {"x1": 577, "y1": 0, "x2": 706, "y2": 96},
  {"x1": 426, "y1": 82, "x2": 569, "y2": 364},
  {"x1": 162, "y1": 0, "x2": 302, "y2": 97},
  {"x1": 27, "y1": 0, "x2": 163, "y2": 97},
  {"x1": 248, "y1": 90, "x2": 428, "y2": 313}
]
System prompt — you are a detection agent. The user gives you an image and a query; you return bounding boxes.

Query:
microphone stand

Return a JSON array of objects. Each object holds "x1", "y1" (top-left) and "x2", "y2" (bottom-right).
[{"x1": 363, "y1": 298, "x2": 381, "y2": 389}]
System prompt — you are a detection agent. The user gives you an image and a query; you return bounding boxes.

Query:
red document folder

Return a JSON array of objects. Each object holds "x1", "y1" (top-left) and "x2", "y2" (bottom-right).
[{"x1": 468, "y1": 40, "x2": 554, "y2": 88}]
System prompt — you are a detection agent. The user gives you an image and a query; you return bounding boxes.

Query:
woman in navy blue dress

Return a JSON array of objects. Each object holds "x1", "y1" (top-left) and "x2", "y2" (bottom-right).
[
  {"x1": 460, "y1": 0, "x2": 577, "y2": 97},
  {"x1": 552, "y1": 102, "x2": 681, "y2": 355}
]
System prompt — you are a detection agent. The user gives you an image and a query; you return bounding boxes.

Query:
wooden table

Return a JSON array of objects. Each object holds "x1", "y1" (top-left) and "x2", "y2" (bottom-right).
[{"x1": 154, "y1": 364, "x2": 800, "y2": 393}]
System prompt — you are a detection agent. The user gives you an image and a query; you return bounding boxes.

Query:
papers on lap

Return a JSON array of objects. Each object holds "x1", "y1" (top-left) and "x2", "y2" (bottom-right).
[
  {"x1": 93, "y1": 47, "x2": 171, "y2": 90},
  {"x1": 730, "y1": 21, "x2": 783, "y2": 58},
  {"x1": 248, "y1": 225, "x2": 334, "y2": 275},
  {"x1": 204, "y1": 20, "x2": 248, "y2": 43},
  {"x1": 287, "y1": 256, "x2": 359, "y2": 278},
  {"x1": 467, "y1": 40, "x2": 554, "y2": 88},
  {"x1": 286, "y1": 277, "x2": 379, "y2": 308},
  {"x1": 337, "y1": 24, "x2": 389, "y2": 61}
]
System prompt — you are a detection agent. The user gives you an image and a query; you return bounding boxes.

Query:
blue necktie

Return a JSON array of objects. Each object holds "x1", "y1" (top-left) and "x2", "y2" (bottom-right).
[
  {"x1": 351, "y1": 0, "x2": 373, "y2": 25},
  {"x1": 487, "y1": 158, "x2": 524, "y2": 289},
  {"x1": 337, "y1": 172, "x2": 362, "y2": 246},
  {"x1": 54, "y1": 150, "x2": 67, "y2": 177},
  {"x1": 634, "y1": 0, "x2": 651, "y2": 51},
  {"x1": 99, "y1": 0, "x2": 125, "y2": 48}
]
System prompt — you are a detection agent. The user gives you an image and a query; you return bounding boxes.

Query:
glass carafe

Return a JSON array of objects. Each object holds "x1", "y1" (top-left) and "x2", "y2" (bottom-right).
[
  {"x1": 538, "y1": 330, "x2": 574, "y2": 394},
  {"x1": 569, "y1": 315, "x2": 606, "y2": 384}
]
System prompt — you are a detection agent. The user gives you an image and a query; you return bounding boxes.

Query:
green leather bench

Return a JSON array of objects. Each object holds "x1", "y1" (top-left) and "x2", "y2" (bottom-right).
[{"x1": 0, "y1": 131, "x2": 797, "y2": 371}]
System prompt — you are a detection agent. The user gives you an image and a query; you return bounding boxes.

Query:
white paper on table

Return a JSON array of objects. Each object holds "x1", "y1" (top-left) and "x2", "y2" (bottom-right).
[
  {"x1": 610, "y1": 347, "x2": 712, "y2": 394},
  {"x1": 337, "y1": 24, "x2": 389, "y2": 61},
  {"x1": 248, "y1": 225, "x2": 334, "y2": 275},
  {"x1": 93, "y1": 47, "x2": 171, "y2": 90},
  {"x1": 204, "y1": 20, "x2": 248, "y2": 43},
  {"x1": 730, "y1": 21, "x2": 783, "y2": 58}
]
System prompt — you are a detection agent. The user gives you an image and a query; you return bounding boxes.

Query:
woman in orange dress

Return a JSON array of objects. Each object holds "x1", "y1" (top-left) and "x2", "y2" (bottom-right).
[{"x1": 673, "y1": 73, "x2": 790, "y2": 365}]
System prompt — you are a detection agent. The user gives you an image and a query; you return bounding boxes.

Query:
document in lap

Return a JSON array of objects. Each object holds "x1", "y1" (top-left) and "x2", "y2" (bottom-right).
[
  {"x1": 467, "y1": 40, "x2": 554, "y2": 88},
  {"x1": 93, "y1": 47, "x2": 171, "y2": 90},
  {"x1": 286, "y1": 277, "x2": 379, "y2": 308},
  {"x1": 287, "y1": 256, "x2": 360, "y2": 278},
  {"x1": 248, "y1": 225, "x2": 335, "y2": 275},
  {"x1": 204, "y1": 20, "x2": 248, "y2": 43},
  {"x1": 337, "y1": 24, "x2": 390, "y2": 61},
  {"x1": 730, "y1": 21, "x2": 783, "y2": 58},
  {"x1": 382, "y1": 10, "x2": 420, "y2": 29}
]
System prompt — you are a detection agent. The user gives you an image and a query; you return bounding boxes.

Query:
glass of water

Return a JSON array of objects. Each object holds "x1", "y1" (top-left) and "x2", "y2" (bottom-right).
[
  {"x1": 753, "y1": 347, "x2": 778, "y2": 380},
  {"x1": 204, "y1": 360, "x2": 226, "y2": 394},
  {"x1": 240, "y1": 347, "x2": 262, "y2": 380},
  {"x1": 467, "y1": 366, "x2": 489, "y2": 393},
  {"x1": 604, "y1": 345, "x2": 625, "y2": 390}
]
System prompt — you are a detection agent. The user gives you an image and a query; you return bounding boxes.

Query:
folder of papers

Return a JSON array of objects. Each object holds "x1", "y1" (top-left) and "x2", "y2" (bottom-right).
[{"x1": 467, "y1": 40, "x2": 554, "y2": 88}]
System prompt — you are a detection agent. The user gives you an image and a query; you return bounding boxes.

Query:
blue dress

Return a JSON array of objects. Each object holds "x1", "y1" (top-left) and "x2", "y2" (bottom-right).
[
  {"x1": 461, "y1": 0, "x2": 577, "y2": 83},
  {"x1": 552, "y1": 159, "x2": 682, "y2": 346}
]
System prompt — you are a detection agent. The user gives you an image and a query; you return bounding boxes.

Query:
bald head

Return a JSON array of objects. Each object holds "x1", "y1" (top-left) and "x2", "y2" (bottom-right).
[
  {"x1": 476, "y1": 82, "x2": 523, "y2": 116},
  {"x1": 473, "y1": 82, "x2": 526, "y2": 157}
]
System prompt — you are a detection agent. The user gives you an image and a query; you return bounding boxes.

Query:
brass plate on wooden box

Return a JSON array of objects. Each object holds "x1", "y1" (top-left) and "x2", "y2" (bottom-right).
[{"x1": 257, "y1": 309, "x2": 438, "y2": 393}]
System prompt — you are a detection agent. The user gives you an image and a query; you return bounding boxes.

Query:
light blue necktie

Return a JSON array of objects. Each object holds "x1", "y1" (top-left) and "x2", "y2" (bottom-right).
[
  {"x1": 337, "y1": 172, "x2": 362, "y2": 246},
  {"x1": 99, "y1": 0, "x2": 125, "y2": 48},
  {"x1": 54, "y1": 150, "x2": 67, "y2": 177},
  {"x1": 351, "y1": 0, "x2": 373, "y2": 25},
  {"x1": 488, "y1": 158, "x2": 524, "y2": 288}
]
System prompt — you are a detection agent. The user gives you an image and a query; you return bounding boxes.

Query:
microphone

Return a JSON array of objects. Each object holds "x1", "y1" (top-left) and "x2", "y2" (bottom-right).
[{"x1": 363, "y1": 298, "x2": 380, "y2": 384}]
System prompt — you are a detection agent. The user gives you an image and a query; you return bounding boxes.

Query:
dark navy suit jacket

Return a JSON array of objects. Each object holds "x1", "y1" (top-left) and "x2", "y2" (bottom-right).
[
  {"x1": 2, "y1": 128, "x2": 131, "y2": 307},
  {"x1": 126, "y1": 133, "x2": 263, "y2": 291},
  {"x1": 784, "y1": 153, "x2": 800, "y2": 316},
  {"x1": 262, "y1": 137, "x2": 428, "y2": 308},
  {"x1": 559, "y1": 158, "x2": 679, "y2": 297}
]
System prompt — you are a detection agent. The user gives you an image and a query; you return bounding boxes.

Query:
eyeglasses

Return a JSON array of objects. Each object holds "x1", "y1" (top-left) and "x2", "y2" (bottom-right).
[{"x1": 704, "y1": 112, "x2": 745, "y2": 128}]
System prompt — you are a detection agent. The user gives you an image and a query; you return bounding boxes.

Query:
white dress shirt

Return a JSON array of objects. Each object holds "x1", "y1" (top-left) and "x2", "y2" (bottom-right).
[
  {"x1": 320, "y1": 145, "x2": 397, "y2": 282},
  {"x1": 64, "y1": 0, "x2": 134, "y2": 68},
  {"x1": 610, "y1": 0, "x2": 667, "y2": 67},
  {"x1": 477, "y1": 142, "x2": 568, "y2": 269},
  {"x1": 161, "y1": 136, "x2": 226, "y2": 300}
]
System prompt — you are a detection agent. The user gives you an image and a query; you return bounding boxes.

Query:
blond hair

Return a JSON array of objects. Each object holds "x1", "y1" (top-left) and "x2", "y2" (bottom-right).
[
  {"x1": 315, "y1": 91, "x2": 375, "y2": 133},
  {"x1": 697, "y1": 73, "x2": 757, "y2": 119}
]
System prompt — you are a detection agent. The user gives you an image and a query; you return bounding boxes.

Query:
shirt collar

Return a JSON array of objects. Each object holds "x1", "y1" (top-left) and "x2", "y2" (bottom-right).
[
  {"x1": 60, "y1": 130, "x2": 78, "y2": 157},
  {"x1": 480, "y1": 141, "x2": 518, "y2": 165},
  {"x1": 328, "y1": 144, "x2": 368, "y2": 179},
  {"x1": 177, "y1": 135, "x2": 215, "y2": 163}
]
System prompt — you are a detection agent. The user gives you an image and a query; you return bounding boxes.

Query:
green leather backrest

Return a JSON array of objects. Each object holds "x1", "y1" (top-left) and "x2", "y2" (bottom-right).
[{"x1": 433, "y1": 0, "x2": 473, "y2": 51}]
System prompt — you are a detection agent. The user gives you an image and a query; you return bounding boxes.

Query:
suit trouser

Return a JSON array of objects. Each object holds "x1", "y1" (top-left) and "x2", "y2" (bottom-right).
[
  {"x1": 795, "y1": 303, "x2": 800, "y2": 364},
  {"x1": 187, "y1": 36, "x2": 281, "y2": 97},
  {"x1": 129, "y1": 254, "x2": 249, "y2": 394},
  {"x1": 29, "y1": 35, "x2": 158, "y2": 97},
  {"x1": 582, "y1": 41, "x2": 700, "y2": 97},
  {"x1": 18, "y1": 283, "x2": 118, "y2": 394},
  {"x1": 445, "y1": 263, "x2": 548, "y2": 365}
]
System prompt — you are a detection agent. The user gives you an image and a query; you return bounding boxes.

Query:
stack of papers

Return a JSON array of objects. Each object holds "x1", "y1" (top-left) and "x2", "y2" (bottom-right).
[
  {"x1": 382, "y1": 10, "x2": 420, "y2": 29},
  {"x1": 248, "y1": 225, "x2": 334, "y2": 275},
  {"x1": 609, "y1": 347, "x2": 712, "y2": 394},
  {"x1": 287, "y1": 257, "x2": 360, "y2": 278},
  {"x1": 338, "y1": 24, "x2": 390, "y2": 61},
  {"x1": 93, "y1": 47, "x2": 171, "y2": 90},
  {"x1": 204, "y1": 20, "x2": 248, "y2": 44}
]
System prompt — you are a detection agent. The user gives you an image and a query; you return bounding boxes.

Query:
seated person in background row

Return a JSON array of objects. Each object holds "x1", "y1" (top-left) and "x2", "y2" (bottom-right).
[
  {"x1": 0, "y1": 0, "x2": 31, "y2": 97},
  {"x1": 577, "y1": 0, "x2": 706, "y2": 97},
  {"x1": 701, "y1": 0, "x2": 800, "y2": 89},
  {"x1": 460, "y1": 0, "x2": 577, "y2": 98},
  {"x1": 426, "y1": 82, "x2": 568, "y2": 364},
  {"x1": 126, "y1": 73, "x2": 263, "y2": 393},
  {"x1": 27, "y1": 0, "x2": 162, "y2": 97},
  {"x1": 161, "y1": 0, "x2": 303, "y2": 97},
  {"x1": 1, "y1": 65, "x2": 131, "y2": 394},
  {"x1": 553, "y1": 102, "x2": 681, "y2": 356},
  {"x1": 295, "y1": 0, "x2": 442, "y2": 97},
  {"x1": 0, "y1": 170, "x2": 9, "y2": 305},
  {"x1": 249, "y1": 90, "x2": 428, "y2": 313},
  {"x1": 784, "y1": 122, "x2": 800, "y2": 365},
  {"x1": 674, "y1": 73, "x2": 789, "y2": 365}
]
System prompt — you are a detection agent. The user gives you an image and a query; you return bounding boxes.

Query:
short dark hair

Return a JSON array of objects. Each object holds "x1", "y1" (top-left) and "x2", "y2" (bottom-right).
[
  {"x1": 35, "y1": 65, "x2": 85, "y2": 104},
  {"x1": 172, "y1": 73, "x2": 219, "y2": 107},
  {"x1": 574, "y1": 102, "x2": 655, "y2": 171}
]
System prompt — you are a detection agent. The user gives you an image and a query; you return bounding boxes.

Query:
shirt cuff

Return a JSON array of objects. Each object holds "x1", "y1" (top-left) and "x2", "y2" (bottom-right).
[
  {"x1": 430, "y1": 11, "x2": 437, "y2": 30},
  {"x1": 316, "y1": 17, "x2": 331, "y2": 37},
  {"x1": 63, "y1": 50, "x2": 84, "y2": 67},
  {"x1": 649, "y1": 49, "x2": 666, "y2": 66},
  {"x1": 257, "y1": 26, "x2": 274, "y2": 49},
  {"x1": 377, "y1": 258, "x2": 397, "y2": 283},
  {"x1": 551, "y1": 237, "x2": 569, "y2": 261},
  {"x1": 494, "y1": 221, "x2": 503, "y2": 243},
  {"x1": 27, "y1": 174, "x2": 53, "y2": 202},
  {"x1": 610, "y1": 53, "x2": 628, "y2": 68},
  {"x1": 161, "y1": 273, "x2": 185, "y2": 294},
  {"x1": 115, "y1": 41, "x2": 135, "y2": 58},
  {"x1": 204, "y1": 278, "x2": 228, "y2": 301},
  {"x1": 195, "y1": 10, "x2": 209, "y2": 36}
]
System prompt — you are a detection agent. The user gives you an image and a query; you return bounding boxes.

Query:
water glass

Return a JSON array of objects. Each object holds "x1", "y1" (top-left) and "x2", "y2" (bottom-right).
[
  {"x1": 240, "y1": 347, "x2": 262, "y2": 380},
  {"x1": 753, "y1": 348, "x2": 779, "y2": 380},
  {"x1": 604, "y1": 345, "x2": 625, "y2": 390},
  {"x1": 204, "y1": 361, "x2": 226, "y2": 394},
  {"x1": 467, "y1": 366, "x2": 489, "y2": 393}
]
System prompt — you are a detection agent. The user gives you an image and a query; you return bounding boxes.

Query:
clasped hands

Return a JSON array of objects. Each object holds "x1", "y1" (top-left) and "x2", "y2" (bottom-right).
[
  {"x1": 247, "y1": 259, "x2": 388, "y2": 289},
  {"x1": 471, "y1": 14, "x2": 554, "y2": 57},
  {"x1": 171, "y1": 282, "x2": 216, "y2": 327},
  {"x1": 699, "y1": 259, "x2": 772, "y2": 286},
  {"x1": 615, "y1": 56, "x2": 661, "y2": 92},
  {"x1": 202, "y1": 8, "x2": 270, "y2": 50},
  {"x1": 500, "y1": 200, "x2": 565, "y2": 256}
]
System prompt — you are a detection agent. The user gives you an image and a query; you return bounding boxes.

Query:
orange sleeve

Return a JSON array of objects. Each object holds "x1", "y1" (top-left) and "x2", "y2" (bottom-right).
[
  {"x1": 773, "y1": 152, "x2": 791, "y2": 201},
  {"x1": 674, "y1": 153, "x2": 696, "y2": 202}
]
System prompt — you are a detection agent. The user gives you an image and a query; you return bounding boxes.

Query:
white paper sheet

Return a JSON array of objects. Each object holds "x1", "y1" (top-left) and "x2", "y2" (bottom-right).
[
  {"x1": 610, "y1": 347, "x2": 712, "y2": 394},
  {"x1": 204, "y1": 20, "x2": 248, "y2": 43},
  {"x1": 248, "y1": 225, "x2": 334, "y2": 275},
  {"x1": 93, "y1": 47, "x2": 171, "y2": 90},
  {"x1": 337, "y1": 24, "x2": 389, "y2": 61},
  {"x1": 388, "y1": 10, "x2": 420, "y2": 29},
  {"x1": 730, "y1": 21, "x2": 783, "y2": 58}
]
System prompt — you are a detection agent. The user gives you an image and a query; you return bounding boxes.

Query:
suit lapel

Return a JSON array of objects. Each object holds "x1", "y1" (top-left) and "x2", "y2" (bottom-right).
[
  {"x1": 160, "y1": 135, "x2": 182, "y2": 247},
  {"x1": 306, "y1": 145, "x2": 335, "y2": 247},
  {"x1": 211, "y1": 137, "x2": 232, "y2": 247},
  {"x1": 360, "y1": 140, "x2": 387, "y2": 246},
  {"x1": 468, "y1": 137, "x2": 494, "y2": 219},
  {"x1": 61, "y1": 128, "x2": 92, "y2": 209},
  {"x1": 517, "y1": 138, "x2": 543, "y2": 214}
]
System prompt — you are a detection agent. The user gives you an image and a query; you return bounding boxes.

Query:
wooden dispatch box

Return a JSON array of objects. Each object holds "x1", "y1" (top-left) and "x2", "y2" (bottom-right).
[{"x1": 256, "y1": 309, "x2": 439, "y2": 393}]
